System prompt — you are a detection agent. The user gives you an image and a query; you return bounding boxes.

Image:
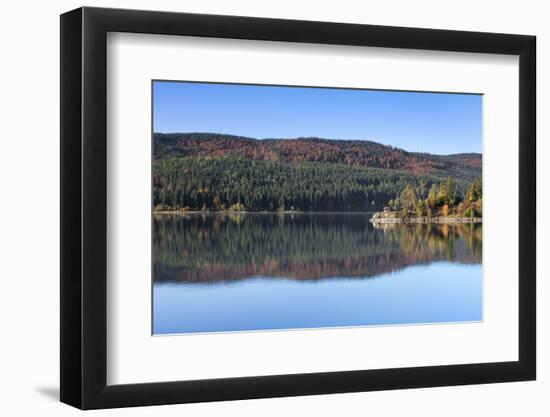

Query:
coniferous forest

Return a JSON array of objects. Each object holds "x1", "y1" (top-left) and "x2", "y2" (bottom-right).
[{"x1": 152, "y1": 133, "x2": 482, "y2": 212}]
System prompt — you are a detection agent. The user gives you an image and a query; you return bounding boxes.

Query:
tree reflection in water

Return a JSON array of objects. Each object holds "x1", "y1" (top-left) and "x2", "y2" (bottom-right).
[{"x1": 153, "y1": 213, "x2": 482, "y2": 283}]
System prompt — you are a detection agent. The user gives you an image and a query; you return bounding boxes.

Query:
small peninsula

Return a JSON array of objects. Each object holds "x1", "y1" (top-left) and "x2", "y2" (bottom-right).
[{"x1": 370, "y1": 176, "x2": 482, "y2": 224}]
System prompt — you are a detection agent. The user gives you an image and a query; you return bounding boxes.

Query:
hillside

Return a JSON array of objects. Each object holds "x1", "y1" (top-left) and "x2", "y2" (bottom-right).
[
  {"x1": 154, "y1": 133, "x2": 481, "y2": 178},
  {"x1": 153, "y1": 133, "x2": 481, "y2": 212}
]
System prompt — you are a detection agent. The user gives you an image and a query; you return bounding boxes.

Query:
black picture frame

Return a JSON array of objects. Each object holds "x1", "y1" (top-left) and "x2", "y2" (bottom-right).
[{"x1": 60, "y1": 6, "x2": 536, "y2": 410}]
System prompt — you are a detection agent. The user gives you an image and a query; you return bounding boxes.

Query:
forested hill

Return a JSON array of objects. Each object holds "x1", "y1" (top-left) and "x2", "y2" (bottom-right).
[
  {"x1": 153, "y1": 133, "x2": 481, "y2": 212},
  {"x1": 154, "y1": 132, "x2": 481, "y2": 179}
]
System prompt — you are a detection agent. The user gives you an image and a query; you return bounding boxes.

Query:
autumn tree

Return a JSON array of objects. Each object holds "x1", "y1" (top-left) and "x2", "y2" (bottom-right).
[
  {"x1": 415, "y1": 199, "x2": 426, "y2": 217},
  {"x1": 398, "y1": 184, "x2": 418, "y2": 212},
  {"x1": 427, "y1": 184, "x2": 438, "y2": 208},
  {"x1": 387, "y1": 176, "x2": 481, "y2": 219},
  {"x1": 416, "y1": 179, "x2": 427, "y2": 200}
]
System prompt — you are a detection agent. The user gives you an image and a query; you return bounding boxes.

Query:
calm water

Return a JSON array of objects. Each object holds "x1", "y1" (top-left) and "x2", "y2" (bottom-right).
[{"x1": 153, "y1": 213, "x2": 482, "y2": 335}]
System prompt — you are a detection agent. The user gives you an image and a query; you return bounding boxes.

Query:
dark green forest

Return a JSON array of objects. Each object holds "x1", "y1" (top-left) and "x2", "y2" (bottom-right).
[{"x1": 153, "y1": 133, "x2": 482, "y2": 212}]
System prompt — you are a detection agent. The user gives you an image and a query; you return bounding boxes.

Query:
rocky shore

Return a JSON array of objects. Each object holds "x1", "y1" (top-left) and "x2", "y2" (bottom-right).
[{"x1": 370, "y1": 209, "x2": 482, "y2": 224}]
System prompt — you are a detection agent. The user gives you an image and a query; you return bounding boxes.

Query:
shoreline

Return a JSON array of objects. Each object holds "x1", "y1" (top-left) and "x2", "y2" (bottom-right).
[
  {"x1": 152, "y1": 210, "x2": 482, "y2": 223},
  {"x1": 369, "y1": 216, "x2": 482, "y2": 224},
  {"x1": 153, "y1": 210, "x2": 376, "y2": 215}
]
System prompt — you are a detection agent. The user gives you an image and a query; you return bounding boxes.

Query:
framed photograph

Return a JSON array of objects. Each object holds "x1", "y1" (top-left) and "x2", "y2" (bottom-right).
[{"x1": 60, "y1": 7, "x2": 536, "y2": 409}]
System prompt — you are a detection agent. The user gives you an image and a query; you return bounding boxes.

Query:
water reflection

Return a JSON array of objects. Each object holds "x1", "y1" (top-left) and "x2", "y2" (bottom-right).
[
  {"x1": 153, "y1": 213, "x2": 482, "y2": 334},
  {"x1": 153, "y1": 213, "x2": 482, "y2": 284}
]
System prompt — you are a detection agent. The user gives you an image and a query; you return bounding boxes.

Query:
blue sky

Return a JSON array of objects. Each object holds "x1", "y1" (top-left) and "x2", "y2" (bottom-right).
[{"x1": 153, "y1": 81, "x2": 482, "y2": 155}]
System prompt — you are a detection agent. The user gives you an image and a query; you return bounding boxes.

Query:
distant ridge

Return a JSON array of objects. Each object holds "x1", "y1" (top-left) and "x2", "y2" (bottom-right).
[{"x1": 153, "y1": 132, "x2": 481, "y2": 178}]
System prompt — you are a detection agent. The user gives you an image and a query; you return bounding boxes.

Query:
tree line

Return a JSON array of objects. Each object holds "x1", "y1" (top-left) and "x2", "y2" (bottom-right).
[{"x1": 153, "y1": 156, "x2": 476, "y2": 212}]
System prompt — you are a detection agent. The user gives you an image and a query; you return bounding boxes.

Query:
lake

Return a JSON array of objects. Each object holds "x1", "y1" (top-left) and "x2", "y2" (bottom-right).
[{"x1": 153, "y1": 213, "x2": 482, "y2": 335}]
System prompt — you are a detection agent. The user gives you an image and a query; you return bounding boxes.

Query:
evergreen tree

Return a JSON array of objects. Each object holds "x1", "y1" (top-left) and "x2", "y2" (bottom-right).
[{"x1": 445, "y1": 177, "x2": 457, "y2": 207}]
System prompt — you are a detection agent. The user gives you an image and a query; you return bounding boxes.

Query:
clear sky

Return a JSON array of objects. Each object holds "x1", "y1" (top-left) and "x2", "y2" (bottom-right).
[{"x1": 153, "y1": 81, "x2": 482, "y2": 155}]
